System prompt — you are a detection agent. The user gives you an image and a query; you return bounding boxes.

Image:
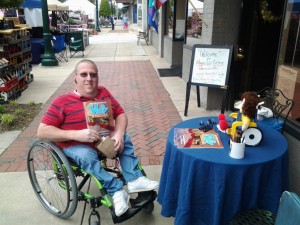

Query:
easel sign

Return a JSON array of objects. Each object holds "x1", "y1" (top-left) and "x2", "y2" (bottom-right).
[{"x1": 184, "y1": 44, "x2": 233, "y2": 116}]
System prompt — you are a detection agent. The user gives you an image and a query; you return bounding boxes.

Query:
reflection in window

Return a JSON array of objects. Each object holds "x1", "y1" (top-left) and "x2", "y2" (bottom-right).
[
  {"x1": 166, "y1": 0, "x2": 185, "y2": 40},
  {"x1": 284, "y1": 10, "x2": 300, "y2": 66},
  {"x1": 167, "y1": 0, "x2": 174, "y2": 38},
  {"x1": 186, "y1": 1, "x2": 203, "y2": 38},
  {"x1": 276, "y1": 0, "x2": 300, "y2": 123},
  {"x1": 186, "y1": 0, "x2": 203, "y2": 45}
]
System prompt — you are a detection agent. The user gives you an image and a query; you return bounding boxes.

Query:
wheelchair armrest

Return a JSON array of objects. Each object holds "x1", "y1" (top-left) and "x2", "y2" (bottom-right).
[
  {"x1": 230, "y1": 112, "x2": 238, "y2": 118},
  {"x1": 230, "y1": 121, "x2": 257, "y2": 138}
]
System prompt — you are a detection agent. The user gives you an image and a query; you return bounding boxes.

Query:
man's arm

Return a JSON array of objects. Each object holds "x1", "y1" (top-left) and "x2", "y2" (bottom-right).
[
  {"x1": 115, "y1": 113, "x2": 128, "y2": 135},
  {"x1": 111, "y1": 113, "x2": 128, "y2": 152},
  {"x1": 37, "y1": 123, "x2": 101, "y2": 143}
]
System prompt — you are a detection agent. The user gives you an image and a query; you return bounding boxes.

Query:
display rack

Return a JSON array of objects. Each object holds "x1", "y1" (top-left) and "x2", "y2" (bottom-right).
[{"x1": 0, "y1": 21, "x2": 33, "y2": 103}]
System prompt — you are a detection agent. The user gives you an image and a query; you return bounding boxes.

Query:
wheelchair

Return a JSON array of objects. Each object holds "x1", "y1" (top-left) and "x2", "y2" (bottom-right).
[
  {"x1": 227, "y1": 112, "x2": 263, "y2": 146},
  {"x1": 27, "y1": 141, "x2": 157, "y2": 225}
]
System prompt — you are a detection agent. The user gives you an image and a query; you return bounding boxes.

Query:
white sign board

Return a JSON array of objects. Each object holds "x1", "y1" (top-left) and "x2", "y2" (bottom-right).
[
  {"x1": 189, "y1": 45, "x2": 233, "y2": 88},
  {"x1": 184, "y1": 44, "x2": 233, "y2": 116}
]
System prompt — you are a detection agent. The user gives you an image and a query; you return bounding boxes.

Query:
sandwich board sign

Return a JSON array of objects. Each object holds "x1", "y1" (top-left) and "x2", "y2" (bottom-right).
[{"x1": 184, "y1": 44, "x2": 233, "y2": 116}]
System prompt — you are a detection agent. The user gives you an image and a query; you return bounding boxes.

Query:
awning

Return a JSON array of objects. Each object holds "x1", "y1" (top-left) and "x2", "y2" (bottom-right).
[
  {"x1": 48, "y1": 0, "x2": 69, "y2": 11},
  {"x1": 22, "y1": 0, "x2": 41, "y2": 8},
  {"x1": 22, "y1": 0, "x2": 69, "y2": 11}
]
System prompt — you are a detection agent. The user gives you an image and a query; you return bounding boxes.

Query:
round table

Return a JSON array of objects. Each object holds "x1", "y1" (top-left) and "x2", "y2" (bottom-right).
[{"x1": 157, "y1": 117, "x2": 288, "y2": 225}]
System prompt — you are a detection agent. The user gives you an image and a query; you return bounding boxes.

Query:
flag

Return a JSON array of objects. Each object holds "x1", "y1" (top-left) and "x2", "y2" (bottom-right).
[{"x1": 148, "y1": 0, "x2": 168, "y2": 33}]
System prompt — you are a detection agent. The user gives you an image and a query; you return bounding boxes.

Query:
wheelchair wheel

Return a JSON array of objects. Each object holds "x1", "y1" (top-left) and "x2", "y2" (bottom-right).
[
  {"x1": 27, "y1": 141, "x2": 78, "y2": 219},
  {"x1": 242, "y1": 127, "x2": 263, "y2": 146}
]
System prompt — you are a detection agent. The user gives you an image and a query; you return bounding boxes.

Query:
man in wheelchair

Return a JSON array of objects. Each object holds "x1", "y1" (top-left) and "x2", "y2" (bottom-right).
[{"x1": 37, "y1": 59, "x2": 159, "y2": 217}]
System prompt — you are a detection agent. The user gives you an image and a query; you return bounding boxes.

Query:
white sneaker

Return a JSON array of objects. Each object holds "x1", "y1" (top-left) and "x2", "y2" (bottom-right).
[
  {"x1": 127, "y1": 177, "x2": 159, "y2": 193},
  {"x1": 112, "y1": 189, "x2": 130, "y2": 217}
]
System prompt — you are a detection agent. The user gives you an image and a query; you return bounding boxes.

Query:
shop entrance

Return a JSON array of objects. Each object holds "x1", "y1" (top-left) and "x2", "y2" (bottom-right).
[{"x1": 228, "y1": 0, "x2": 285, "y2": 109}]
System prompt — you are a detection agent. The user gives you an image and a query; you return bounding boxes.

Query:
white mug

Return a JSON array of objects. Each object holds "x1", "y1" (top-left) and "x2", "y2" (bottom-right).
[{"x1": 230, "y1": 140, "x2": 245, "y2": 159}]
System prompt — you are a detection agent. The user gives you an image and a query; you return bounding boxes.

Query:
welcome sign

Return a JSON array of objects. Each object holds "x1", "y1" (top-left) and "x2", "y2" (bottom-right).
[
  {"x1": 184, "y1": 44, "x2": 233, "y2": 116},
  {"x1": 190, "y1": 45, "x2": 232, "y2": 87}
]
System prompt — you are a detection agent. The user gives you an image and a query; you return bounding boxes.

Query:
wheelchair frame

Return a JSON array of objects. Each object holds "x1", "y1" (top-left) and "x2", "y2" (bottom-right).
[
  {"x1": 27, "y1": 141, "x2": 157, "y2": 225},
  {"x1": 228, "y1": 112, "x2": 263, "y2": 146}
]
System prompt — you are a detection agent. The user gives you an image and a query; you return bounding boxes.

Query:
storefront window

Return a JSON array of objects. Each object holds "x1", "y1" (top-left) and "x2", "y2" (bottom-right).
[
  {"x1": 167, "y1": 0, "x2": 174, "y2": 38},
  {"x1": 137, "y1": 0, "x2": 142, "y2": 22},
  {"x1": 166, "y1": 0, "x2": 185, "y2": 40},
  {"x1": 186, "y1": 0, "x2": 203, "y2": 45},
  {"x1": 276, "y1": 0, "x2": 300, "y2": 124}
]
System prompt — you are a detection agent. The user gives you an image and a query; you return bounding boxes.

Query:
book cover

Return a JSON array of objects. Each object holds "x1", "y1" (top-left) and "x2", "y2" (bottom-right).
[
  {"x1": 174, "y1": 128, "x2": 223, "y2": 149},
  {"x1": 83, "y1": 100, "x2": 114, "y2": 137},
  {"x1": 84, "y1": 100, "x2": 116, "y2": 157}
]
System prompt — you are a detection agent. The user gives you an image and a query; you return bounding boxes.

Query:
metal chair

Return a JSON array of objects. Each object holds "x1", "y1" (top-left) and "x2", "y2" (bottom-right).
[
  {"x1": 52, "y1": 34, "x2": 68, "y2": 62},
  {"x1": 256, "y1": 87, "x2": 294, "y2": 133},
  {"x1": 230, "y1": 191, "x2": 300, "y2": 225},
  {"x1": 137, "y1": 30, "x2": 149, "y2": 45}
]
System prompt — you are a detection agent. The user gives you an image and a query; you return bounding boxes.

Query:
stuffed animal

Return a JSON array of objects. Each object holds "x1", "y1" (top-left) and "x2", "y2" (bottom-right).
[
  {"x1": 218, "y1": 91, "x2": 260, "y2": 132},
  {"x1": 239, "y1": 92, "x2": 260, "y2": 131}
]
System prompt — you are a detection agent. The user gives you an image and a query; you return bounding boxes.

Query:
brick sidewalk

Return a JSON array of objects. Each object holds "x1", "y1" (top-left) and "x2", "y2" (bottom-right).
[{"x1": 0, "y1": 60, "x2": 182, "y2": 172}]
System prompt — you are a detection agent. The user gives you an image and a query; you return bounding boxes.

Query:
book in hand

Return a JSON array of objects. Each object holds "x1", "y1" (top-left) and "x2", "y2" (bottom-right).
[
  {"x1": 174, "y1": 128, "x2": 223, "y2": 149},
  {"x1": 96, "y1": 136, "x2": 116, "y2": 159},
  {"x1": 83, "y1": 100, "x2": 114, "y2": 137}
]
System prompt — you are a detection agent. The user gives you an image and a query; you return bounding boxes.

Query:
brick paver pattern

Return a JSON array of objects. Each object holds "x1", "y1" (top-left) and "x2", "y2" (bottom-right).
[{"x1": 0, "y1": 61, "x2": 182, "y2": 172}]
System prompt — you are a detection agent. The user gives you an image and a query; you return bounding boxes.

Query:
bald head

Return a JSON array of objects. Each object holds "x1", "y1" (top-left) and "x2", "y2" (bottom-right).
[{"x1": 75, "y1": 59, "x2": 98, "y2": 75}]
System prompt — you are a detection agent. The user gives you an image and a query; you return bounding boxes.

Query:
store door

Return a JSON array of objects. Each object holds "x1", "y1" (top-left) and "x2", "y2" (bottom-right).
[
  {"x1": 229, "y1": 0, "x2": 285, "y2": 109},
  {"x1": 133, "y1": 5, "x2": 137, "y2": 23}
]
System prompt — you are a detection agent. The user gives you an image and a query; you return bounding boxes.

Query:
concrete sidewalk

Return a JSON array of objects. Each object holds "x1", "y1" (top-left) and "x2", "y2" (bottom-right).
[
  {"x1": 0, "y1": 166, "x2": 172, "y2": 225},
  {"x1": 0, "y1": 26, "x2": 218, "y2": 225}
]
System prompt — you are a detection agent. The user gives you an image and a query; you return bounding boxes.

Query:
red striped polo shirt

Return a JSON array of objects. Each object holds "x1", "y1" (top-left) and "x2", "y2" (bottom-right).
[{"x1": 41, "y1": 85, "x2": 124, "y2": 149}]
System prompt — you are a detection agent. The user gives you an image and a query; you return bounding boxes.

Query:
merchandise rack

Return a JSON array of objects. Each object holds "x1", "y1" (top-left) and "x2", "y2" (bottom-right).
[{"x1": 0, "y1": 23, "x2": 34, "y2": 103}]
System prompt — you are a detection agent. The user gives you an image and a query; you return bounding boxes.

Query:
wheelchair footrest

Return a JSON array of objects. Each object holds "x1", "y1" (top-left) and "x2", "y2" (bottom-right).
[
  {"x1": 111, "y1": 191, "x2": 157, "y2": 224},
  {"x1": 130, "y1": 190, "x2": 157, "y2": 208}
]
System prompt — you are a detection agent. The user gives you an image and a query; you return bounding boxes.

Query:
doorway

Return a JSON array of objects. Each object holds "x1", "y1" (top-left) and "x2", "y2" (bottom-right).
[
  {"x1": 229, "y1": 0, "x2": 285, "y2": 109},
  {"x1": 133, "y1": 4, "x2": 137, "y2": 23}
]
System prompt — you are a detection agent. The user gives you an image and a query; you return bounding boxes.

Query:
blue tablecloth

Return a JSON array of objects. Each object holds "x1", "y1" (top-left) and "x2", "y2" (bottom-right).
[{"x1": 157, "y1": 117, "x2": 288, "y2": 225}]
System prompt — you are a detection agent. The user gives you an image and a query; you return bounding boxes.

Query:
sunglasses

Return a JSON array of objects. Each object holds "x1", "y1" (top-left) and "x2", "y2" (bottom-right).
[{"x1": 77, "y1": 72, "x2": 98, "y2": 78}]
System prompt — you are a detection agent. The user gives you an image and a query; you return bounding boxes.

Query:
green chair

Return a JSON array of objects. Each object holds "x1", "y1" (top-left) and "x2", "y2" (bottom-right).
[
  {"x1": 230, "y1": 191, "x2": 300, "y2": 225},
  {"x1": 68, "y1": 31, "x2": 84, "y2": 58}
]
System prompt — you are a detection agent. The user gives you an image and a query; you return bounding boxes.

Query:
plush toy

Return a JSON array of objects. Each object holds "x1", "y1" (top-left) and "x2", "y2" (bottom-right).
[
  {"x1": 239, "y1": 92, "x2": 260, "y2": 131},
  {"x1": 218, "y1": 91, "x2": 260, "y2": 132},
  {"x1": 218, "y1": 113, "x2": 228, "y2": 131}
]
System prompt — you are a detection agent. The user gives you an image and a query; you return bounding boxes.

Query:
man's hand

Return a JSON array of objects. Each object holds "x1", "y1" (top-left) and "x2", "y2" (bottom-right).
[
  {"x1": 112, "y1": 113, "x2": 127, "y2": 153},
  {"x1": 73, "y1": 129, "x2": 101, "y2": 143},
  {"x1": 111, "y1": 132, "x2": 124, "y2": 153}
]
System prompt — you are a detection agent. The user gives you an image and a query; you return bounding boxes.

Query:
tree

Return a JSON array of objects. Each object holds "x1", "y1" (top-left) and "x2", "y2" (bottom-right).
[
  {"x1": 0, "y1": 0, "x2": 24, "y2": 8},
  {"x1": 111, "y1": 3, "x2": 116, "y2": 16},
  {"x1": 100, "y1": 0, "x2": 111, "y2": 17}
]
